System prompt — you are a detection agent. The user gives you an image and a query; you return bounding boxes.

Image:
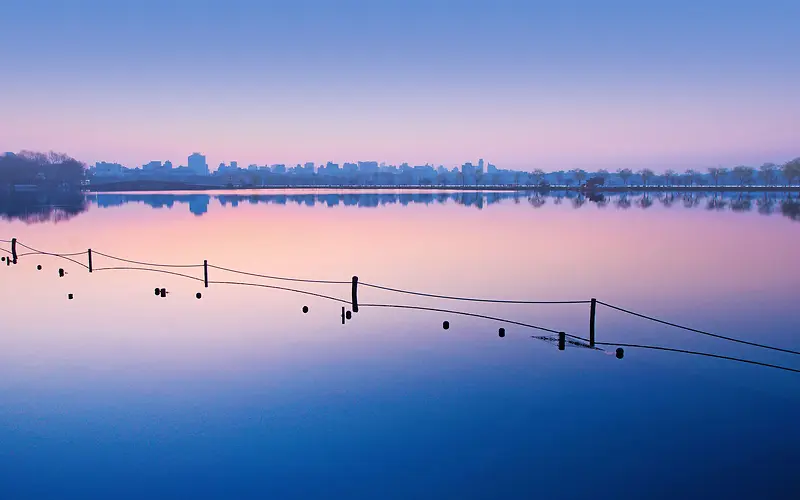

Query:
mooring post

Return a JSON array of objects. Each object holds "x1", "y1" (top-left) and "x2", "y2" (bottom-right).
[
  {"x1": 589, "y1": 298, "x2": 597, "y2": 348},
  {"x1": 11, "y1": 237, "x2": 17, "y2": 264},
  {"x1": 88, "y1": 249, "x2": 93, "y2": 273},
  {"x1": 558, "y1": 331, "x2": 566, "y2": 351},
  {"x1": 341, "y1": 306, "x2": 346, "y2": 325},
  {"x1": 351, "y1": 275, "x2": 359, "y2": 313},
  {"x1": 203, "y1": 260, "x2": 208, "y2": 288}
]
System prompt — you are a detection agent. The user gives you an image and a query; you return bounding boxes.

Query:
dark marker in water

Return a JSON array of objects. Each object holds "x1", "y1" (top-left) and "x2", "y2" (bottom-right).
[
  {"x1": 499, "y1": 327, "x2": 506, "y2": 338},
  {"x1": 616, "y1": 348, "x2": 625, "y2": 359},
  {"x1": 443, "y1": 321, "x2": 450, "y2": 330},
  {"x1": 154, "y1": 287, "x2": 160, "y2": 296},
  {"x1": 37, "y1": 264, "x2": 42, "y2": 270},
  {"x1": 196, "y1": 292, "x2": 202, "y2": 299},
  {"x1": 58, "y1": 268, "x2": 65, "y2": 277},
  {"x1": 68, "y1": 293, "x2": 73, "y2": 300},
  {"x1": 345, "y1": 310, "x2": 352, "y2": 320},
  {"x1": 302, "y1": 305, "x2": 309, "y2": 313}
]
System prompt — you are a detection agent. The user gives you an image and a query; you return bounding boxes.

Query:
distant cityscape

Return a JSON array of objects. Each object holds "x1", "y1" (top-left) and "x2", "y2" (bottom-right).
[
  {"x1": 2, "y1": 151, "x2": 800, "y2": 190},
  {"x1": 85, "y1": 153, "x2": 800, "y2": 188}
]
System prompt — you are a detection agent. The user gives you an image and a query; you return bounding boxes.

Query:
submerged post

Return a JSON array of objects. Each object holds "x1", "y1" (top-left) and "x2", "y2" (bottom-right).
[
  {"x1": 203, "y1": 260, "x2": 208, "y2": 288},
  {"x1": 88, "y1": 249, "x2": 93, "y2": 273},
  {"x1": 558, "y1": 331, "x2": 566, "y2": 351},
  {"x1": 11, "y1": 237, "x2": 17, "y2": 264},
  {"x1": 589, "y1": 298, "x2": 597, "y2": 348},
  {"x1": 351, "y1": 275, "x2": 359, "y2": 313}
]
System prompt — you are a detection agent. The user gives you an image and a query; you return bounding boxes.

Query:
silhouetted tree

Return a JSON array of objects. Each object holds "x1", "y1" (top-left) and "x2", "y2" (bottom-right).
[
  {"x1": 731, "y1": 166, "x2": 755, "y2": 186},
  {"x1": 708, "y1": 167, "x2": 729, "y2": 187},
  {"x1": 570, "y1": 169, "x2": 587, "y2": 186},
  {"x1": 638, "y1": 168, "x2": 655, "y2": 187},
  {"x1": 782, "y1": 158, "x2": 800, "y2": 186},
  {"x1": 664, "y1": 169, "x2": 677, "y2": 186},
  {"x1": 759, "y1": 163, "x2": 777, "y2": 186},
  {"x1": 617, "y1": 168, "x2": 633, "y2": 186},
  {"x1": 684, "y1": 169, "x2": 698, "y2": 186}
]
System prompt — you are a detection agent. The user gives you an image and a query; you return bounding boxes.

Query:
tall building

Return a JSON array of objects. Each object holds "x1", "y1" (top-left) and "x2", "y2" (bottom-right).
[{"x1": 188, "y1": 153, "x2": 208, "y2": 175}]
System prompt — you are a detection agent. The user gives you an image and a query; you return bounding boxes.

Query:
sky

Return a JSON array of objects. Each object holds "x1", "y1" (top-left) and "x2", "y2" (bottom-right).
[{"x1": 1, "y1": 0, "x2": 798, "y2": 172}]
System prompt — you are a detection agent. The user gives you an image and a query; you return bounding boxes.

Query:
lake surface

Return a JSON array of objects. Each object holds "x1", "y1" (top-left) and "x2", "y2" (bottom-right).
[{"x1": 1, "y1": 190, "x2": 799, "y2": 499}]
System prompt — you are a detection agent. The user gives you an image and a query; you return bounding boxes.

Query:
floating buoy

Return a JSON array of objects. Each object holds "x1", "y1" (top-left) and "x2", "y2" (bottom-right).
[
  {"x1": 345, "y1": 310, "x2": 352, "y2": 320},
  {"x1": 58, "y1": 268, "x2": 65, "y2": 277},
  {"x1": 196, "y1": 292, "x2": 202, "y2": 299},
  {"x1": 616, "y1": 348, "x2": 625, "y2": 359},
  {"x1": 498, "y1": 327, "x2": 506, "y2": 338},
  {"x1": 154, "y1": 287, "x2": 160, "y2": 296},
  {"x1": 37, "y1": 264, "x2": 42, "y2": 270},
  {"x1": 302, "y1": 306, "x2": 309, "y2": 313},
  {"x1": 68, "y1": 293, "x2": 74, "y2": 300},
  {"x1": 442, "y1": 321, "x2": 450, "y2": 330}
]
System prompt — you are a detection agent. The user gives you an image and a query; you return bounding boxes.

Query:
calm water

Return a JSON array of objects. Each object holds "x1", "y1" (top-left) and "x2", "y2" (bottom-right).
[{"x1": 1, "y1": 190, "x2": 799, "y2": 499}]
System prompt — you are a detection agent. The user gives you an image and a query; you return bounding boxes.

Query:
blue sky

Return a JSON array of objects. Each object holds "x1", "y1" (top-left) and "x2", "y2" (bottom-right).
[{"x1": 1, "y1": 0, "x2": 798, "y2": 171}]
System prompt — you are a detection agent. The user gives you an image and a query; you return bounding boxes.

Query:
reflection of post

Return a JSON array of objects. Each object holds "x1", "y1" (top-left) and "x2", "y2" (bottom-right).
[
  {"x1": 203, "y1": 260, "x2": 208, "y2": 288},
  {"x1": 589, "y1": 298, "x2": 596, "y2": 347},
  {"x1": 88, "y1": 249, "x2": 93, "y2": 273},
  {"x1": 351, "y1": 276, "x2": 359, "y2": 313},
  {"x1": 11, "y1": 238, "x2": 17, "y2": 264}
]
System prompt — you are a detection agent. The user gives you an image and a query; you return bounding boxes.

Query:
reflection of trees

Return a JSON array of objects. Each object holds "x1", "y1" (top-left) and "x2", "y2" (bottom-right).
[
  {"x1": 571, "y1": 194, "x2": 586, "y2": 209},
  {"x1": 730, "y1": 194, "x2": 753, "y2": 212},
  {"x1": 757, "y1": 193, "x2": 775, "y2": 215},
  {"x1": 615, "y1": 195, "x2": 632, "y2": 210},
  {"x1": 0, "y1": 191, "x2": 88, "y2": 224},
  {"x1": 682, "y1": 194, "x2": 700, "y2": 208},
  {"x1": 637, "y1": 194, "x2": 654, "y2": 209},
  {"x1": 659, "y1": 193, "x2": 676, "y2": 208},
  {"x1": 706, "y1": 195, "x2": 727, "y2": 211},
  {"x1": 781, "y1": 196, "x2": 800, "y2": 221},
  {"x1": 528, "y1": 194, "x2": 546, "y2": 208}
]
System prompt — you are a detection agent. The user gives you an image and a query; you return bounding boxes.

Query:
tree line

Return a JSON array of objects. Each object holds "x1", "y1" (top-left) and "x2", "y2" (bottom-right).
[{"x1": 0, "y1": 151, "x2": 86, "y2": 189}]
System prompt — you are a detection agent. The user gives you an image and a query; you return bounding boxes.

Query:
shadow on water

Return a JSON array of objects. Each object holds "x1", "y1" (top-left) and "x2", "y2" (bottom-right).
[{"x1": 2, "y1": 190, "x2": 800, "y2": 224}]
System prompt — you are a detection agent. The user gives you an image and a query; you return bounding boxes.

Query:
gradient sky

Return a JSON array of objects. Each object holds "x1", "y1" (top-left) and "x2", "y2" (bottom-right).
[{"x1": 1, "y1": 0, "x2": 798, "y2": 172}]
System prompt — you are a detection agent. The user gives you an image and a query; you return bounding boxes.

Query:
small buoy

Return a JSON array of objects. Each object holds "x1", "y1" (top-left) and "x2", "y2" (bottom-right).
[
  {"x1": 195, "y1": 292, "x2": 202, "y2": 299},
  {"x1": 442, "y1": 321, "x2": 450, "y2": 330},
  {"x1": 58, "y1": 268, "x2": 65, "y2": 277},
  {"x1": 1, "y1": 256, "x2": 5, "y2": 262},
  {"x1": 37, "y1": 264, "x2": 42, "y2": 270},
  {"x1": 154, "y1": 287, "x2": 160, "y2": 296},
  {"x1": 302, "y1": 305, "x2": 309, "y2": 313},
  {"x1": 160, "y1": 288, "x2": 167, "y2": 298},
  {"x1": 616, "y1": 348, "x2": 625, "y2": 359},
  {"x1": 345, "y1": 310, "x2": 352, "y2": 320},
  {"x1": 68, "y1": 293, "x2": 74, "y2": 300},
  {"x1": 498, "y1": 328, "x2": 506, "y2": 338}
]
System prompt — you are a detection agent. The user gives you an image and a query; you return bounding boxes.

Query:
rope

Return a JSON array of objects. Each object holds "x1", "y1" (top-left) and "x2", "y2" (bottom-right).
[
  {"x1": 597, "y1": 300, "x2": 800, "y2": 356},
  {"x1": 92, "y1": 250, "x2": 203, "y2": 268},
  {"x1": 359, "y1": 303, "x2": 562, "y2": 335},
  {"x1": 208, "y1": 280, "x2": 349, "y2": 303},
  {"x1": 361, "y1": 282, "x2": 590, "y2": 304},
  {"x1": 595, "y1": 342, "x2": 800, "y2": 374},
  {"x1": 93, "y1": 266, "x2": 204, "y2": 282},
  {"x1": 207, "y1": 264, "x2": 350, "y2": 284}
]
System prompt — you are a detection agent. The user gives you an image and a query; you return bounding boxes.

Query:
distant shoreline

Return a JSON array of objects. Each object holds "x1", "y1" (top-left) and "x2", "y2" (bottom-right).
[{"x1": 83, "y1": 181, "x2": 800, "y2": 193}]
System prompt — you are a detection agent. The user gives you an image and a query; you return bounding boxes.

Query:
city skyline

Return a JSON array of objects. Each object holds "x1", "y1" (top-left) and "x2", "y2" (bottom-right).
[{"x1": 1, "y1": 0, "x2": 798, "y2": 172}]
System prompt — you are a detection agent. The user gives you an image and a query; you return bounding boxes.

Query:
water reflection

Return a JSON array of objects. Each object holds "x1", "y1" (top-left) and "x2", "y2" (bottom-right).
[{"x1": 2, "y1": 190, "x2": 800, "y2": 223}]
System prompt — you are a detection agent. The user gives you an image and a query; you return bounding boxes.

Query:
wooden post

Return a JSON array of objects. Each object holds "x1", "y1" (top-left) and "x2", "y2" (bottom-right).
[
  {"x1": 203, "y1": 260, "x2": 208, "y2": 288},
  {"x1": 11, "y1": 237, "x2": 17, "y2": 264},
  {"x1": 341, "y1": 306, "x2": 346, "y2": 324},
  {"x1": 558, "y1": 331, "x2": 565, "y2": 351},
  {"x1": 88, "y1": 249, "x2": 93, "y2": 273},
  {"x1": 589, "y1": 298, "x2": 596, "y2": 348},
  {"x1": 351, "y1": 276, "x2": 359, "y2": 313}
]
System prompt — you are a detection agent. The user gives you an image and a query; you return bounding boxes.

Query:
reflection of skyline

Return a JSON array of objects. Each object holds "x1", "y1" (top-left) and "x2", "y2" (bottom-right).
[{"x1": 3, "y1": 190, "x2": 800, "y2": 224}]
